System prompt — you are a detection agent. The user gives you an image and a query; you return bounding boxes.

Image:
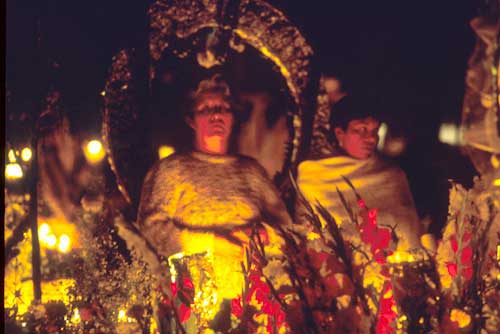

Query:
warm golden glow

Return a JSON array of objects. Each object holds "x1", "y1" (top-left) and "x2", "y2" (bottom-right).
[
  {"x1": 491, "y1": 155, "x2": 500, "y2": 168},
  {"x1": 84, "y1": 139, "x2": 106, "y2": 164},
  {"x1": 46, "y1": 234, "x2": 58, "y2": 248},
  {"x1": 39, "y1": 223, "x2": 51, "y2": 239},
  {"x1": 100, "y1": 90, "x2": 106, "y2": 96},
  {"x1": 450, "y1": 309, "x2": 471, "y2": 328},
  {"x1": 87, "y1": 140, "x2": 103, "y2": 154},
  {"x1": 72, "y1": 308, "x2": 81, "y2": 323},
  {"x1": 21, "y1": 147, "x2": 32, "y2": 162},
  {"x1": 118, "y1": 309, "x2": 127, "y2": 321},
  {"x1": 168, "y1": 251, "x2": 220, "y2": 329},
  {"x1": 387, "y1": 251, "x2": 415, "y2": 264},
  {"x1": 493, "y1": 179, "x2": 500, "y2": 187},
  {"x1": 8, "y1": 149, "x2": 17, "y2": 163},
  {"x1": 158, "y1": 145, "x2": 175, "y2": 159},
  {"x1": 5, "y1": 163, "x2": 23, "y2": 179},
  {"x1": 58, "y1": 234, "x2": 71, "y2": 253},
  {"x1": 438, "y1": 123, "x2": 463, "y2": 146}
]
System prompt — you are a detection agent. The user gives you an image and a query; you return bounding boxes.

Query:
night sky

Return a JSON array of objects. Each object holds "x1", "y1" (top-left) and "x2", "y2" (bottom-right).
[{"x1": 6, "y1": 0, "x2": 480, "y2": 235}]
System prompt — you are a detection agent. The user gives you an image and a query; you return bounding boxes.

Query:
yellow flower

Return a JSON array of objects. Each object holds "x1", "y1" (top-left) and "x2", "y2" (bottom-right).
[{"x1": 450, "y1": 309, "x2": 471, "y2": 328}]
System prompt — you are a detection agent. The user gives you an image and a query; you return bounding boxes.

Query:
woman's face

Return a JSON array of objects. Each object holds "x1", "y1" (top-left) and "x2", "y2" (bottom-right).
[{"x1": 189, "y1": 92, "x2": 234, "y2": 154}]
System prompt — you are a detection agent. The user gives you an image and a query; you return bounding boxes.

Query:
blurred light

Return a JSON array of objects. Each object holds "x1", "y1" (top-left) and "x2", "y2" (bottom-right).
[
  {"x1": 87, "y1": 140, "x2": 103, "y2": 154},
  {"x1": 377, "y1": 123, "x2": 388, "y2": 151},
  {"x1": 21, "y1": 147, "x2": 32, "y2": 162},
  {"x1": 58, "y1": 234, "x2": 71, "y2": 253},
  {"x1": 158, "y1": 145, "x2": 175, "y2": 159},
  {"x1": 46, "y1": 234, "x2": 57, "y2": 248},
  {"x1": 8, "y1": 149, "x2": 17, "y2": 163},
  {"x1": 438, "y1": 123, "x2": 463, "y2": 146},
  {"x1": 100, "y1": 90, "x2": 106, "y2": 97},
  {"x1": 39, "y1": 223, "x2": 51, "y2": 239},
  {"x1": 72, "y1": 308, "x2": 81, "y2": 323},
  {"x1": 5, "y1": 163, "x2": 23, "y2": 180},
  {"x1": 491, "y1": 155, "x2": 499, "y2": 169},
  {"x1": 84, "y1": 139, "x2": 105, "y2": 164},
  {"x1": 384, "y1": 137, "x2": 406, "y2": 157},
  {"x1": 118, "y1": 309, "x2": 127, "y2": 321},
  {"x1": 494, "y1": 179, "x2": 500, "y2": 187}
]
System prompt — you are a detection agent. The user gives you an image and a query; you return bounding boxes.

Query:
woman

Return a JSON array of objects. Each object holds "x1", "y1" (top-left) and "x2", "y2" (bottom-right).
[{"x1": 137, "y1": 74, "x2": 291, "y2": 332}]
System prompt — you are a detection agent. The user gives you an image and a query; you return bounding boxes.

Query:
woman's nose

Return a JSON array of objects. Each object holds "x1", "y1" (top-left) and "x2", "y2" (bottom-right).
[{"x1": 210, "y1": 112, "x2": 222, "y2": 121}]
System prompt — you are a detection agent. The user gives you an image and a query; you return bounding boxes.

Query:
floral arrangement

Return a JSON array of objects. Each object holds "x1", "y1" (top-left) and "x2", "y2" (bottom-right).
[
  {"x1": 4, "y1": 174, "x2": 498, "y2": 334},
  {"x1": 261, "y1": 174, "x2": 499, "y2": 334}
]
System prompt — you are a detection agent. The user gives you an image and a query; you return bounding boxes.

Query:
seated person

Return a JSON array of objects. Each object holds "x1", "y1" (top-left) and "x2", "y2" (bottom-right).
[
  {"x1": 136, "y1": 74, "x2": 291, "y2": 331},
  {"x1": 296, "y1": 95, "x2": 422, "y2": 251}
]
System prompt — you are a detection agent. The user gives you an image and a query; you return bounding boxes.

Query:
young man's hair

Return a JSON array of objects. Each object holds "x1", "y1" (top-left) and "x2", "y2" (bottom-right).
[{"x1": 329, "y1": 94, "x2": 382, "y2": 130}]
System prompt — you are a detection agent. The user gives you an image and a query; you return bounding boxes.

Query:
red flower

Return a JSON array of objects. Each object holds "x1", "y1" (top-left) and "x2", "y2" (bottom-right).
[
  {"x1": 372, "y1": 228, "x2": 391, "y2": 253},
  {"x1": 463, "y1": 267, "x2": 473, "y2": 280},
  {"x1": 358, "y1": 199, "x2": 366, "y2": 208},
  {"x1": 462, "y1": 232, "x2": 472, "y2": 243},
  {"x1": 183, "y1": 277, "x2": 194, "y2": 290},
  {"x1": 231, "y1": 296, "x2": 243, "y2": 317},
  {"x1": 461, "y1": 246, "x2": 473, "y2": 263},
  {"x1": 368, "y1": 208, "x2": 378, "y2": 224},
  {"x1": 376, "y1": 282, "x2": 397, "y2": 334},
  {"x1": 374, "y1": 250, "x2": 387, "y2": 264},
  {"x1": 447, "y1": 263, "x2": 458, "y2": 277},
  {"x1": 178, "y1": 304, "x2": 191, "y2": 323},
  {"x1": 170, "y1": 281, "x2": 178, "y2": 297},
  {"x1": 450, "y1": 237, "x2": 458, "y2": 253},
  {"x1": 359, "y1": 222, "x2": 377, "y2": 244},
  {"x1": 273, "y1": 302, "x2": 286, "y2": 326},
  {"x1": 254, "y1": 282, "x2": 271, "y2": 304},
  {"x1": 161, "y1": 295, "x2": 171, "y2": 306}
]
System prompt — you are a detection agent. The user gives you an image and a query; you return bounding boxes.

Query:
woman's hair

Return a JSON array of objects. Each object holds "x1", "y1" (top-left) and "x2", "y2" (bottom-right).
[{"x1": 184, "y1": 74, "x2": 235, "y2": 119}]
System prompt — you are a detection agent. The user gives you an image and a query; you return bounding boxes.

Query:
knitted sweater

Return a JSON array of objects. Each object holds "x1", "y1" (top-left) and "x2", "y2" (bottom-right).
[{"x1": 137, "y1": 151, "x2": 290, "y2": 300}]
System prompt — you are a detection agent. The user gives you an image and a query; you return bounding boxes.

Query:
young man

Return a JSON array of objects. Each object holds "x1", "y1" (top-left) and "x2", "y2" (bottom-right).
[{"x1": 297, "y1": 95, "x2": 422, "y2": 250}]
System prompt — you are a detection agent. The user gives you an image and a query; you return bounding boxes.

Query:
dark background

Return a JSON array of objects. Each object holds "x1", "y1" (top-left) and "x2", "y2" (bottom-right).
[{"x1": 6, "y1": 0, "x2": 479, "y2": 235}]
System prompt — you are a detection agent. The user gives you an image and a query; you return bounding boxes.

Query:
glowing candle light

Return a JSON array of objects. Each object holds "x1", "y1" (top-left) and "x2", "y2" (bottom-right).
[
  {"x1": 5, "y1": 163, "x2": 23, "y2": 180},
  {"x1": 39, "y1": 223, "x2": 51, "y2": 239},
  {"x1": 21, "y1": 147, "x2": 32, "y2": 162},
  {"x1": 46, "y1": 235, "x2": 57, "y2": 248},
  {"x1": 84, "y1": 139, "x2": 106, "y2": 164},
  {"x1": 58, "y1": 234, "x2": 71, "y2": 253},
  {"x1": 8, "y1": 149, "x2": 16, "y2": 162}
]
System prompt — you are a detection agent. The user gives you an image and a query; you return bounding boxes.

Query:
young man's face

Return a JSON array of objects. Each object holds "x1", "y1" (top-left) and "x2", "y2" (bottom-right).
[
  {"x1": 189, "y1": 92, "x2": 234, "y2": 154},
  {"x1": 334, "y1": 117, "x2": 380, "y2": 159}
]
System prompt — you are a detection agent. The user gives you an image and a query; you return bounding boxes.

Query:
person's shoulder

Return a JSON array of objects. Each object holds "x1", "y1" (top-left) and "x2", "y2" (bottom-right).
[
  {"x1": 371, "y1": 155, "x2": 406, "y2": 176},
  {"x1": 233, "y1": 154, "x2": 272, "y2": 179},
  {"x1": 298, "y1": 154, "x2": 346, "y2": 173},
  {"x1": 146, "y1": 152, "x2": 190, "y2": 177}
]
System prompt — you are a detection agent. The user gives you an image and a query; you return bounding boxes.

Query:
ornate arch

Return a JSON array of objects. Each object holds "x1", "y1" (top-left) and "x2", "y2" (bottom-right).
[{"x1": 102, "y1": 0, "x2": 316, "y2": 209}]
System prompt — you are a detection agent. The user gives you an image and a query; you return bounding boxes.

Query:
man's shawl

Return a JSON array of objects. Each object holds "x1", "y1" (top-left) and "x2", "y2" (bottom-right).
[{"x1": 297, "y1": 155, "x2": 422, "y2": 250}]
